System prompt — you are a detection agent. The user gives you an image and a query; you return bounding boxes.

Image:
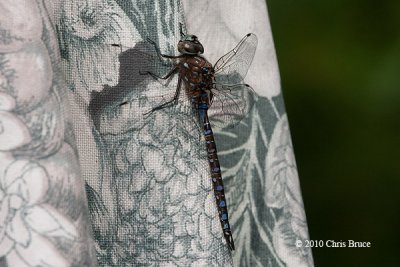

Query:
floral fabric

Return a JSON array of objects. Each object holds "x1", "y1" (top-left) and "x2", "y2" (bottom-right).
[{"x1": 0, "y1": 0, "x2": 313, "y2": 266}]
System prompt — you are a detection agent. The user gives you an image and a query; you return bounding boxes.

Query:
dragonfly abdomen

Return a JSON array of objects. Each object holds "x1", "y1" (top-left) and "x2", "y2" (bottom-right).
[{"x1": 196, "y1": 92, "x2": 235, "y2": 251}]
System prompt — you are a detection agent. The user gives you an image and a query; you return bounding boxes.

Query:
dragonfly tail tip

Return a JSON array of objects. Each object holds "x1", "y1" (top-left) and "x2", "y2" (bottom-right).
[{"x1": 225, "y1": 235, "x2": 235, "y2": 251}]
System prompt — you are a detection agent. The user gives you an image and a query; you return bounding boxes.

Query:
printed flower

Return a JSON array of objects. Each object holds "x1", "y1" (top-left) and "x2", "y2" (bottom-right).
[
  {"x1": 0, "y1": 92, "x2": 16, "y2": 111},
  {"x1": 1, "y1": 43, "x2": 52, "y2": 113},
  {"x1": 0, "y1": 160, "x2": 78, "y2": 266},
  {"x1": 265, "y1": 115, "x2": 314, "y2": 267},
  {"x1": 59, "y1": 0, "x2": 140, "y2": 102},
  {"x1": 0, "y1": 0, "x2": 43, "y2": 53},
  {"x1": 265, "y1": 115, "x2": 301, "y2": 210},
  {"x1": 107, "y1": 98, "x2": 227, "y2": 264},
  {"x1": 0, "y1": 55, "x2": 15, "y2": 93},
  {"x1": 0, "y1": 111, "x2": 31, "y2": 151}
]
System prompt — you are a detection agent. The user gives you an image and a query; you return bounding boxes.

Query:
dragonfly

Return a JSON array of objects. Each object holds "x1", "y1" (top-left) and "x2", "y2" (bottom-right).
[{"x1": 115, "y1": 32, "x2": 257, "y2": 251}]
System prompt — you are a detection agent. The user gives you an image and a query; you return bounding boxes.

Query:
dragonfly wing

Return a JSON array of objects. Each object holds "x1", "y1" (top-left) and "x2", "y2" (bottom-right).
[
  {"x1": 213, "y1": 33, "x2": 258, "y2": 84},
  {"x1": 208, "y1": 83, "x2": 256, "y2": 129},
  {"x1": 209, "y1": 33, "x2": 258, "y2": 129}
]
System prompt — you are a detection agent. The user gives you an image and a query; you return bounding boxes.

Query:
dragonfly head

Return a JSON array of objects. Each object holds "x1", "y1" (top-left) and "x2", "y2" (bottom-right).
[{"x1": 178, "y1": 35, "x2": 204, "y2": 55}]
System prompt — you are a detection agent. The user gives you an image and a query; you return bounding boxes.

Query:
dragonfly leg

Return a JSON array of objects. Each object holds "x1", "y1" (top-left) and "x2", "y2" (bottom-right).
[
  {"x1": 147, "y1": 37, "x2": 184, "y2": 61},
  {"x1": 139, "y1": 67, "x2": 178, "y2": 80},
  {"x1": 144, "y1": 77, "x2": 182, "y2": 115},
  {"x1": 179, "y1": 22, "x2": 186, "y2": 38},
  {"x1": 146, "y1": 37, "x2": 164, "y2": 62}
]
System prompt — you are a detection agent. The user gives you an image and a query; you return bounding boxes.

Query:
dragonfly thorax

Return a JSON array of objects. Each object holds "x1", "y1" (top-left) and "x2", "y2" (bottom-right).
[{"x1": 179, "y1": 56, "x2": 214, "y2": 91}]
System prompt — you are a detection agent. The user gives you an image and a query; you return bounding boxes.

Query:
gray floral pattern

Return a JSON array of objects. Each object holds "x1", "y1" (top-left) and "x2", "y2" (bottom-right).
[
  {"x1": 55, "y1": 0, "x2": 313, "y2": 266},
  {"x1": 0, "y1": 0, "x2": 97, "y2": 265},
  {"x1": 214, "y1": 95, "x2": 314, "y2": 266}
]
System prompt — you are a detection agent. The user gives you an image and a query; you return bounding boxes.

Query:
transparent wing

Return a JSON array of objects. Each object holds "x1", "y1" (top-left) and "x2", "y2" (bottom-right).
[
  {"x1": 209, "y1": 33, "x2": 258, "y2": 128},
  {"x1": 213, "y1": 33, "x2": 258, "y2": 84},
  {"x1": 208, "y1": 83, "x2": 256, "y2": 129}
]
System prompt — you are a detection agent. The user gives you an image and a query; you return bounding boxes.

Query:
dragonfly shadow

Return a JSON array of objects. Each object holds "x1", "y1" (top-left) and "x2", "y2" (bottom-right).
[
  {"x1": 0, "y1": 257, "x2": 7, "y2": 267},
  {"x1": 88, "y1": 41, "x2": 162, "y2": 130}
]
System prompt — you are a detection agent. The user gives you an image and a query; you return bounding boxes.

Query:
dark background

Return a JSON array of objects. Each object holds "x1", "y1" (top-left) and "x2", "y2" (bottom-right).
[{"x1": 267, "y1": 1, "x2": 400, "y2": 266}]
